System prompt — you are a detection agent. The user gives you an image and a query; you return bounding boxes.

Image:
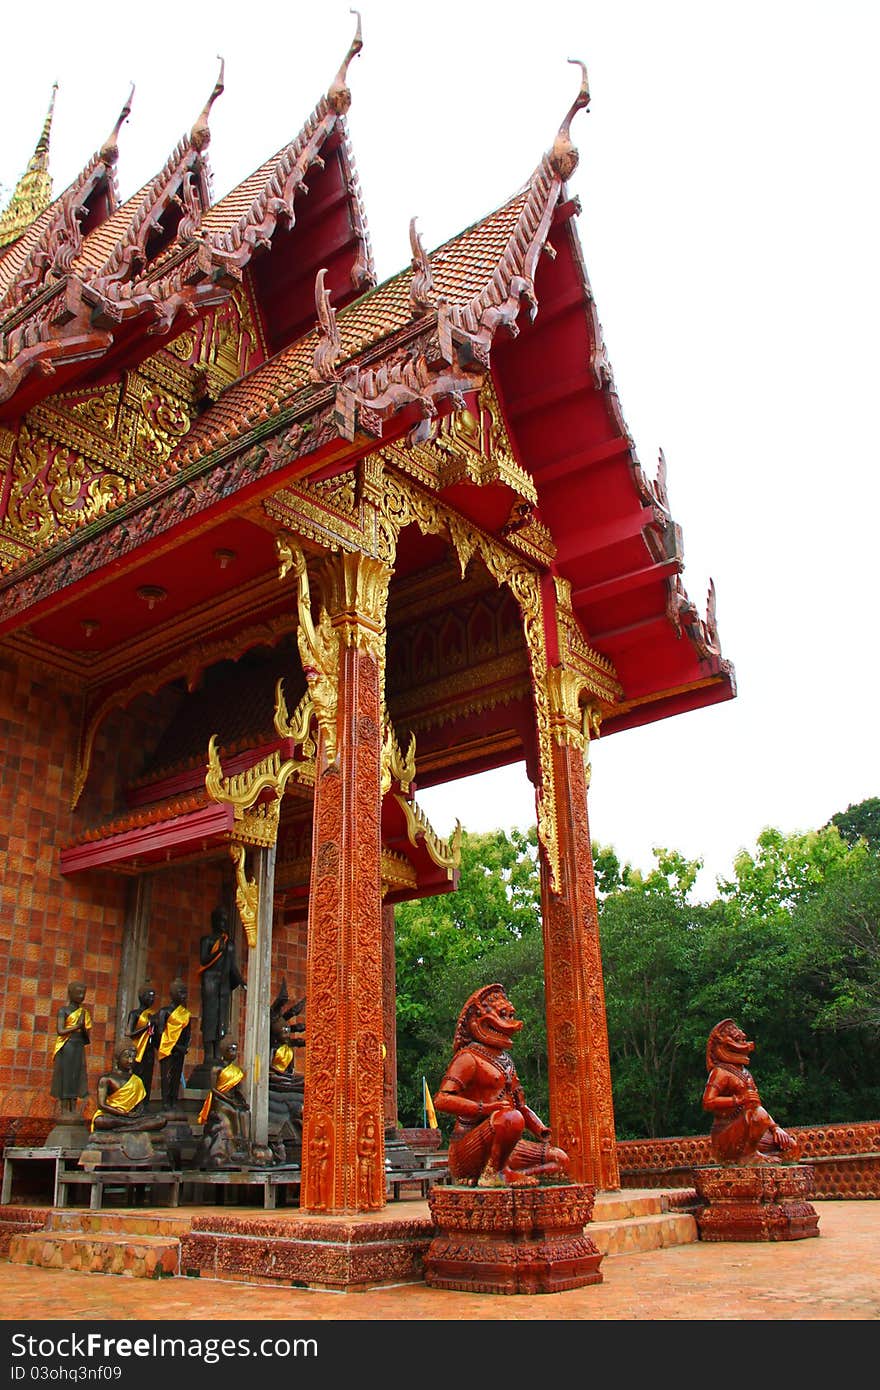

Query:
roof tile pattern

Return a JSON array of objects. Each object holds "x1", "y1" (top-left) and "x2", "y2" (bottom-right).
[{"x1": 170, "y1": 190, "x2": 530, "y2": 465}]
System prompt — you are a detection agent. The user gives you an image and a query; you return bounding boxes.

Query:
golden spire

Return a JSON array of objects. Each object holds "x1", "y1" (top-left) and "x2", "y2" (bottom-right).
[{"x1": 0, "y1": 85, "x2": 58, "y2": 248}]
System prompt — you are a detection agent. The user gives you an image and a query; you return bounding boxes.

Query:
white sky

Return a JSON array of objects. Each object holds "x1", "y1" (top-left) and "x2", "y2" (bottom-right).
[{"x1": 3, "y1": 1, "x2": 878, "y2": 899}]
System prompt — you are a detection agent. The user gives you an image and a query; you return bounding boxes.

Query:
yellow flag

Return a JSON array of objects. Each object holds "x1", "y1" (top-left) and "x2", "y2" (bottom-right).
[{"x1": 423, "y1": 1076, "x2": 439, "y2": 1129}]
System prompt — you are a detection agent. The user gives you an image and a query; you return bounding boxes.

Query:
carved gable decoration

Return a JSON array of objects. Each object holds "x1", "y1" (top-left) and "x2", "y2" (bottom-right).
[{"x1": 0, "y1": 290, "x2": 262, "y2": 562}]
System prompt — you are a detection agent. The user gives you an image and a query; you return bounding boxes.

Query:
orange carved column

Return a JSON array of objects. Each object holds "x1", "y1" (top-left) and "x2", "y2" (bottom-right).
[
  {"x1": 299, "y1": 550, "x2": 391, "y2": 1214},
  {"x1": 539, "y1": 668, "x2": 619, "y2": 1190}
]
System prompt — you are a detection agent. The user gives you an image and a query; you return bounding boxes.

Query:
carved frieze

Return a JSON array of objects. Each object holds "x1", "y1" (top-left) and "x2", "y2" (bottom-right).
[{"x1": 0, "y1": 290, "x2": 261, "y2": 567}]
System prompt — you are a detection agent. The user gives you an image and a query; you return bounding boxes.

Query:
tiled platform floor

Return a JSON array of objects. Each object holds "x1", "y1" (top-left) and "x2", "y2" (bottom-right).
[{"x1": 0, "y1": 1199, "x2": 877, "y2": 1320}]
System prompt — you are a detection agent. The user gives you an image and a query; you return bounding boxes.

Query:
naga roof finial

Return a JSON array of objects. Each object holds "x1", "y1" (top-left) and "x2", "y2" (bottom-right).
[
  {"x1": 190, "y1": 57, "x2": 226, "y2": 152},
  {"x1": 311, "y1": 267, "x2": 342, "y2": 382},
  {"x1": 409, "y1": 216, "x2": 436, "y2": 314},
  {"x1": 549, "y1": 58, "x2": 590, "y2": 181},
  {"x1": 99, "y1": 85, "x2": 134, "y2": 166},
  {"x1": 328, "y1": 10, "x2": 363, "y2": 115}
]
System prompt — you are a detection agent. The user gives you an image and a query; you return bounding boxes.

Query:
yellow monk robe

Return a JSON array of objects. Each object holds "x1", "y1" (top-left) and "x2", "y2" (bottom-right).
[
  {"x1": 131, "y1": 1009, "x2": 156, "y2": 1063},
  {"x1": 157, "y1": 1006, "x2": 190, "y2": 1059},
  {"x1": 51, "y1": 1006, "x2": 93, "y2": 1057},
  {"x1": 90, "y1": 1073, "x2": 146, "y2": 1132},
  {"x1": 271, "y1": 1044, "x2": 294, "y2": 1073},
  {"x1": 198, "y1": 1061, "x2": 245, "y2": 1125}
]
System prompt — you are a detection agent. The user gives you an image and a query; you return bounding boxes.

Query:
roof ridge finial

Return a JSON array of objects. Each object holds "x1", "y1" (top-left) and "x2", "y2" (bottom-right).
[
  {"x1": 191, "y1": 57, "x2": 226, "y2": 152},
  {"x1": 549, "y1": 58, "x2": 590, "y2": 181},
  {"x1": 34, "y1": 84, "x2": 59, "y2": 161},
  {"x1": 328, "y1": 10, "x2": 363, "y2": 115},
  {"x1": 100, "y1": 84, "x2": 134, "y2": 166},
  {"x1": 409, "y1": 216, "x2": 436, "y2": 315},
  {"x1": 0, "y1": 85, "x2": 58, "y2": 248}
]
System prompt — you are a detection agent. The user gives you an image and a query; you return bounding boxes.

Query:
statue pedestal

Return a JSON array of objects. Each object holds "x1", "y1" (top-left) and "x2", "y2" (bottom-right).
[
  {"x1": 77, "y1": 1131, "x2": 169, "y2": 1171},
  {"x1": 424, "y1": 1182, "x2": 603, "y2": 1294},
  {"x1": 694, "y1": 1164, "x2": 820, "y2": 1241}
]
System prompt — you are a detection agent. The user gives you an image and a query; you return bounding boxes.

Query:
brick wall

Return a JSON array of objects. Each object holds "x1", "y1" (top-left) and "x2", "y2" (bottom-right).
[
  {"x1": 618, "y1": 1120, "x2": 880, "y2": 1199},
  {"x1": 0, "y1": 651, "x2": 306, "y2": 1132}
]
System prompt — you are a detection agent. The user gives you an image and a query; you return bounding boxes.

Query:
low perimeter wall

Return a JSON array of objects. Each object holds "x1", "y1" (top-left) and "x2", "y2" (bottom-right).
[{"x1": 617, "y1": 1120, "x2": 880, "y2": 1199}]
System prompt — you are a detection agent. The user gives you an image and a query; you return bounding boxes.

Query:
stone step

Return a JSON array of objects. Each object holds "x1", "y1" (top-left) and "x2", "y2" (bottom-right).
[
  {"x1": 8, "y1": 1230, "x2": 180, "y2": 1279},
  {"x1": 590, "y1": 1210, "x2": 698, "y2": 1257},
  {"x1": 593, "y1": 1189, "x2": 668, "y2": 1221},
  {"x1": 46, "y1": 1209, "x2": 192, "y2": 1238}
]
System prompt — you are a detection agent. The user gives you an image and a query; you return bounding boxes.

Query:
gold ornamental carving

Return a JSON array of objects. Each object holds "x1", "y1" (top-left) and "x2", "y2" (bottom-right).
[
  {"x1": 381, "y1": 714, "x2": 416, "y2": 798},
  {"x1": 205, "y1": 734, "x2": 307, "y2": 816},
  {"x1": 1, "y1": 292, "x2": 258, "y2": 565},
  {"x1": 204, "y1": 732, "x2": 308, "y2": 945},
  {"x1": 278, "y1": 538, "x2": 393, "y2": 758},
  {"x1": 266, "y1": 432, "x2": 619, "y2": 892},
  {"x1": 393, "y1": 792, "x2": 462, "y2": 872},
  {"x1": 229, "y1": 841, "x2": 259, "y2": 947},
  {"x1": 277, "y1": 537, "x2": 341, "y2": 766}
]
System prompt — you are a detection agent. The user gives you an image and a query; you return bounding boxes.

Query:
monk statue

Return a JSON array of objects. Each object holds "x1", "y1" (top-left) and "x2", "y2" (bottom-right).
[
  {"x1": 266, "y1": 982, "x2": 306, "y2": 1163},
  {"x1": 196, "y1": 1039, "x2": 251, "y2": 1170},
  {"x1": 198, "y1": 905, "x2": 245, "y2": 1065},
  {"x1": 125, "y1": 983, "x2": 158, "y2": 1103},
  {"x1": 50, "y1": 981, "x2": 91, "y2": 1117},
  {"x1": 702, "y1": 1018, "x2": 800, "y2": 1165},
  {"x1": 91, "y1": 1045, "x2": 167, "y2": 1133},
  {"x1": 155, "y1": 979, "x2": 191, "y2": 1109},
  {"x1": 433, "y1": 983, "x2": 569, "y2": 1187}
]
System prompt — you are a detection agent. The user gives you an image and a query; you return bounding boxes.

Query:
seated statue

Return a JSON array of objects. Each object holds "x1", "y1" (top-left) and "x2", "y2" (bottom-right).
[
  {"x1": 267, "y1": 981, "x2": 306, "y2": 1162},
  {"x1": 702, "y1": 1019, "x2": 800, "y2": 1165},
  {"x1": 268, "y1": 1021, "x2": 305, "y2": 1144},
  {"x1": 433, "y1": 983, "x2": 569, "y2": 1187},
  {"x1": 196, "y1": 1040, "x2": 251, "y2": 1170},
  {"x1": 91, "y1": 1045, "x2": 167, "y2": 1133}
]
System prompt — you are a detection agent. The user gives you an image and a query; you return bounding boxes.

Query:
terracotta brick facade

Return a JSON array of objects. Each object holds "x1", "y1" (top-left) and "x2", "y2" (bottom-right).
[
  {"x1": 0, "y1": 651, "x2": 305, "y2": 1138},
  {"x1": 618, "y1": 1121, "x2": 880, "y2": 1199}
]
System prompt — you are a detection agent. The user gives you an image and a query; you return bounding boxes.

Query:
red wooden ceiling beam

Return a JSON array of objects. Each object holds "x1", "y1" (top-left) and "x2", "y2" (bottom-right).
[
  {"x1": 589, "y1": 610, "x2": 671, "y2": 645},
  {"x1": 505, "y1": 371, "x2": 593, "y2": 421},
  {"x1": 572, "y1": 557, "x2": 681, "y2": 609},
  {"x1": 554, "y1": 505, "x2": 656, "y2": 564},
  {"x1": 536, "y1": 436, "x2": 631, "y2": 487}
]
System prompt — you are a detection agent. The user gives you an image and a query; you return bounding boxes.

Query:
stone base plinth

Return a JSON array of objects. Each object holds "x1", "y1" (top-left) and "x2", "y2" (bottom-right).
[
  {"x1": 694, "y1": 1164, "x2": 820, "y2": 1242},
  {"x1": 180, "y1": 1211, "x2": 435, "y2": 1290},
  {"x1": 424, "y1": 1182, "x2": 603, "y2": 1294}
]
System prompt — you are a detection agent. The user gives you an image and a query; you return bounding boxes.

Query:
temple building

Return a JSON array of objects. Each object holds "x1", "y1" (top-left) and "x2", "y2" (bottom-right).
[{"x1": 0, "y1": 23, "x2": 734, "y2": 1214}]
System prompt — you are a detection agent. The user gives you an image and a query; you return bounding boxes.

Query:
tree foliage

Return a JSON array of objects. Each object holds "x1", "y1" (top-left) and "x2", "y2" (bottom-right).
[
  {"x1": 828, "y1": 796, "x2": 880, "y2": 852},
  {"x1": 394, "y1": 807, "x2": 880, "y2": 1138}
]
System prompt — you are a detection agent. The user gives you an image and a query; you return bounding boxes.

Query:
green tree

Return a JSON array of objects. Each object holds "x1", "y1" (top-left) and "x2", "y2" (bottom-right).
[
  {"x1": 395, "y1": 827, "x2": 542, "y2": 1125},
  {"x1": 698, "y1": 825, "x2": 877, "y2": 1123},
  {"x1": 598, "y1": 847, "x2": 708, "y2": 1138},
  {"x1": 829, "y1": 796, "x2": 880, "y2": 852}
]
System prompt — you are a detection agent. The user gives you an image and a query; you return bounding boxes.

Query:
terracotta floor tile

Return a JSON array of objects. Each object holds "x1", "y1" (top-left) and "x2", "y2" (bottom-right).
[{"x1": 0, "y1": 1200, "x2": 877, "y2": 1321}]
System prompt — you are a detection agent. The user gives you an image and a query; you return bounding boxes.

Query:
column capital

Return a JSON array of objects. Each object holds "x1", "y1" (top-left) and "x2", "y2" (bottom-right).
[
  {"x1": 319, "y1": 550, "x2": 393, "y2": 660},
  {"x1": 546, "y1": 665, "x2": 605, "y2": 755}
]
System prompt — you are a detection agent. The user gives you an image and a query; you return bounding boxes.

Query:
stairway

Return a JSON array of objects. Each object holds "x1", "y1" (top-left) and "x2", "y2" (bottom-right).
[
  {"x1": 5, "y1": 1187, "x2": 698, "y2": 1283},
  {"x1": 590, "y1": 1187, "x2": 699, "y2": 1256},
  {"x1": 8, "y1": 1209, "x2": 189, "y2": 1279}
]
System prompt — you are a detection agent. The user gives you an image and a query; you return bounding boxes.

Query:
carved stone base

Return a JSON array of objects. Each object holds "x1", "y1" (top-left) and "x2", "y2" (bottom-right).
[
  {"x1": 694, "y1": 1164, "x2": 820, "y2": 1242},
  {"x1": 78, "y1": 1131, "x2": 169, "y2": 1170},
  {"x1": 424, "y1": 1182, "x2": 603, "y2": 1294},
  {"x1": 180, "y1": 1210, "x2": 434, "y2": 1289}
]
